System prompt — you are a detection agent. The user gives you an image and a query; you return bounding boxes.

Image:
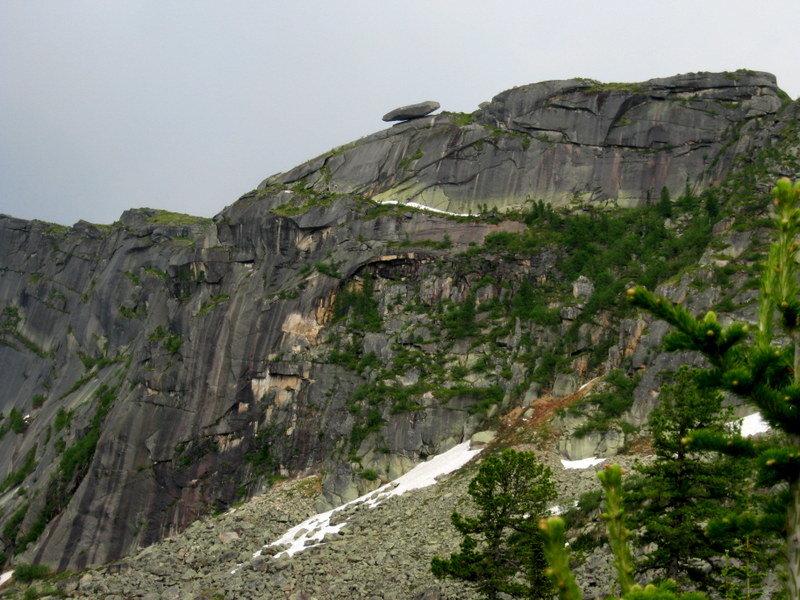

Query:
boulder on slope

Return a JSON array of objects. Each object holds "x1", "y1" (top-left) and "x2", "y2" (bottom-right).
[{"x1": 382, "y1": 101, "x2": 440, "y2": 122}]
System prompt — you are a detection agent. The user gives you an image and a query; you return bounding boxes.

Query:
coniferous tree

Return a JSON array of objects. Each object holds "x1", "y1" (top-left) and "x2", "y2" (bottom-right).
[
  {"x1": 432, "y1": 449, "x2": 556, "y2": 599},
  {"x1": 540, "y1": 464, "x2": 708, "y2": 600},
  {"x1": 657, "y1": 186, "x2": 673, "y2": 217},
  {"x1": 632, "y1": 367, "x2": 748, "y2": 588},
  {"x1": 627, "y1": 177, "x2": 800, "y2": 599}
]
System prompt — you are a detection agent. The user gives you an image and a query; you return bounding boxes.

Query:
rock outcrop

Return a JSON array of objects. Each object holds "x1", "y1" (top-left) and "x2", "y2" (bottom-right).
[
  {"x1": 0, "y1": 196, "x2": 544, "y2": 570},
  {"x1": 266, "y1": 70, "x2": 786, "y2": 213}
]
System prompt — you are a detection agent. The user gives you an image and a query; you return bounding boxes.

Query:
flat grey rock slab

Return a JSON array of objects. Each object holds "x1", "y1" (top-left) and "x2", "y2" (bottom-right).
[{"x1": 382, "y1": 101, "x2": 440, "y2": 121}]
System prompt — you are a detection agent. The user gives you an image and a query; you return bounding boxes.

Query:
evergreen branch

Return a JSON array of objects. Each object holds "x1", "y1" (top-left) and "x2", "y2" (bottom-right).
[
  {"x1": 758, "y1": 244, "x2": 778, "y2": 346},
  {"x1": 749, "y1": 383, "x2": 800, "y2": 436},
  {"x1": 758, "y1": 446, "x2": 800, "y2": 486},
  {"x1": 707, "y1": 511, "x2": 784, "y2": 540},
  {"x1": 627, "y1": 287, "x2": 746, "y2": 366},
  {"x1": 684, "y1": 429, "x2": 757, "y2": 457},
  {"x1": 599, "y1": 464, "x2": 635, "y2": 595},
  {"x1": 623, "y1": 582, "x2": 707, "y2": 599},
  {"x1": 539, "y1": 517, "x2": 582, "y2": 600}
]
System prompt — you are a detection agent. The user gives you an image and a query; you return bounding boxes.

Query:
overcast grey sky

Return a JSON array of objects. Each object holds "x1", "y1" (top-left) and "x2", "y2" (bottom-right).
[{"x1": 2, "y1": 1, "x2": 799, "y2": 226}]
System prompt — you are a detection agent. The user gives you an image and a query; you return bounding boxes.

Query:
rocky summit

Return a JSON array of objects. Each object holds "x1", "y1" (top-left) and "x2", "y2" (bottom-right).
[
  {"x1": 0, "y1": 70, "x2": 798, "y2": 598},
  {"x1": 269, "y1": 71, "x2": 787, "y2": 213}
]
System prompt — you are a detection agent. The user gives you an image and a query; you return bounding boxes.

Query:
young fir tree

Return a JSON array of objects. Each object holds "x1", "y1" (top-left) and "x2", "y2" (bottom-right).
[
  {"x1": 540, "y1": 464, "x2": 708, "y2": 600},
  {"x1": 626, "y1": 177, "x2": 800, "y2": 599},
  {"x1": 632, "y1": 367, "x2": 748, "y2": 588},
  {"x1": 431, "y1": 449, "x2": 556, "y2": 600}
]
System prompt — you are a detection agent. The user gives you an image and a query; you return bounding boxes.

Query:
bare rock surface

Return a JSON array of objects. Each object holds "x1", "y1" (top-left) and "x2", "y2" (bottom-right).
[
  {"x1": 383, "y1": 101, "x2": 441, "y2": 122},
  {"x1": 267, "y1": 71, "x2": 787, "y2": 213}
]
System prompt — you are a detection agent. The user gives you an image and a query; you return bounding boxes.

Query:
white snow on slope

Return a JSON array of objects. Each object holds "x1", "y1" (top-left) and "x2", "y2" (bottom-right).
[
  {"x1": 380, "y1": 199, "x2": 474, "y2": 218},
  {"x1": 549, "y1": 500, "x2": 579, "y2": 515},
  {"x1": 560, "y1": 457, "x2": 606, "y2": 470},
  {"x1": 0, "y1": 571, "x2": 12, "y2": 586},
  {"x1": 578, "y1": 377, "x2": 602, "y2": 392},
  {"x1": 266, "y1": 441, "x2": 482, "y2": 558},
  {"x1": 739, "y1": 412, "x2": 770, "y2": 437}
]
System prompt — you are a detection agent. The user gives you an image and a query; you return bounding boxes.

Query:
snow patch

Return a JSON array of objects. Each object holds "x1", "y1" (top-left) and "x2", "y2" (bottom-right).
[
  {"x1": 267, "y1": 441, "x2": 481, "y2": 557},
  {"x1": 380, "y1": 199, "x2": 474, "y2": 217},
  {"x1": 578, "y1": 377, "x2": 602, "y2": 392},
  {"x1": 739, "y1": 412, "x2": 770, "y2": 437},
  {"x1": 0, "y1": 571, "x2": 12, "y2": 586},
  {"x1": 560, "y1": 457, "x2": 606, "y2": 470},
  {"x1": 549, "y1": 500, "x2": 579, "y2": 515}
]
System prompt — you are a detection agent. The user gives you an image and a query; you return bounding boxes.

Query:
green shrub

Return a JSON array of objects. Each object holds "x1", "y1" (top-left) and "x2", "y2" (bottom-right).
[
  {"x1": 349, "y1": 408, "x2": 385, "y2": 451},
  {"x1": 162, "y1": 334, "x2": 182, "y2": 355},
  {"x1": 195, "y1": 294, "x2": 230, "y2": 317},
  {"x1": 0, "y1": 444, "x2": 37, "y2": 492},
  {"x1": 442, "y1": 294, "x2": 478, "y2": 339},
  {"x1": 2, "y1": 504, "x2": 28, "y2": 547},
  {"x1": 573, "y1": 370, "x2": 638, "y2": 437},
  {"x1": 315, "y1": 261, "x2": 342, "y2": 278},
  {"x1": 13, "y1": 563, "x2": 51, "y2": 582},
  {"x1": 510, "y1": 280, "x2": 560, "y2": 325},
  {"x1": 18, "y1": 385, "x2": 116, "y2": 552},
  {"x1": 9, "y1": 408, "x2": 26, "y2": 434},
  {"x1": 332, "y1": 275, "x2": 382, "y2": 332},
  {"x1": 358, "y1": 469, "x2": 379, "y2": 481},
  {"x1": 53, "y1": 408, "x2": 72, "y2": 433}
]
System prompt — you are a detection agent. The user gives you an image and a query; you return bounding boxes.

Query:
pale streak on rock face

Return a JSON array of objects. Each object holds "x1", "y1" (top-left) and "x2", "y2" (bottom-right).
[
  {"x1": 250, "y1": 374, "x2": 302, "y2": 406},
  {"x1": 281, "y1": 312, "x2": 323, "y2": 347}
]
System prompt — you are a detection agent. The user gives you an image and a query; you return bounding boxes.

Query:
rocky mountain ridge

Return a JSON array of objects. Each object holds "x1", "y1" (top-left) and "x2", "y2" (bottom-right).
[
  {"x1": 267, "y1": 70, "x2": 787, "y2": 212},
  {"x1": 0, "y1": 71, "x2": 798, "y2": 589}
]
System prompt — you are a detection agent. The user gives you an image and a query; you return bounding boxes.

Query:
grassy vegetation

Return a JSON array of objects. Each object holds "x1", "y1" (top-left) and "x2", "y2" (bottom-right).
[
  {"x1": 333, "y1": 275, "x2": 383, "y2": 333},
  {"x1": 13, "y1": 385, "x2": 117, "y2": 554},
  {"x1": 586, "y1": 81, "x2": 646, "y2": 93},
  {"x1": 8, "y1": 408, "x2": 27, "y2": 434},
  {"x1": 53, "y1": 408, "x2": 73, "y2": 433},
  {"x1": 569, "y1": 370, "x2": 639, "y2": 437},
  {"x1": 143, "y1": 209, "x2": 212, "y2": 226},
  {"x1": 315, "y1": 261, "x2": 343, "y2": 278},
  {"x1": 441, "y1": 293, "x2": 479, "y2": 339},
  {"x1": 195, "y1": 294, "x2": 231, "y2": 317},
  {"x1": 142, "y1": 265, "x2": 168, "y2": 279},
  {"x1": 444, "y1": 111, "x2": 476, "y2": 127},
  {"x1": 472, "y1": 193, "x2": 714, "y2": 319},
  {"x1": 148, "y1": 325, "x2": 182, "y2": 355},
  {"x1": 1, "y1": 306, "x2": 52, "y2": 358},
  {"x1": 389, "y1": 235, "x2": 452, "y2": 250},
  {"x1": 399, "y1": 149, "x2": 424, "y2": 170},
  {"x1": 2, "y1": 504, "x2": 29, "y2": 551},
  {"x1": 119, "y1": 304, "x2": 145, "y2": 320},
  {"x1": 0, "y1": 444, "x2": 37, "y2": 492},
  {"x1": 12, "y1": 563, "x2": 51, "y2": 582}
]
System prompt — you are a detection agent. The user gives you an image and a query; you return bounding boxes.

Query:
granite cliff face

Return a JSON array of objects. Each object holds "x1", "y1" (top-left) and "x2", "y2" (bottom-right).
[
  {"x1": 266, "y1": 71, "x2": 786, "y2": 212},
  {"x1": 0, "y1": 71, "x2": 797, "y2": 576}
]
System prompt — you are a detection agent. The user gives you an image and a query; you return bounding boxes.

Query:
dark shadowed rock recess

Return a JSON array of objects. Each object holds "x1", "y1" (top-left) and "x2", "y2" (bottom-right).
[{"x1": 0, "y1": 70, "x2": 797, "y2": 585}]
